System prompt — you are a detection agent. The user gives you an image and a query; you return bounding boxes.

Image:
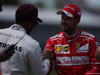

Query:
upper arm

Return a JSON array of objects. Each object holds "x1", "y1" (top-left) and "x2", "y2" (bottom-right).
[
  {"x1": 44, "y1": 39, "x2": 54, "y2": 52},
  {"x1": 44, "y1": 39, "x2": 55, "y2": 74},
  {"x1": 89, "y1": 37, "x2": 99, "y2": 59},
  {"x1": 86, "y1": 37, "x2": 100, "y2": 73},
  {"x1": 28, "y1": 44, "x2": 45, "y2": 75},
  {"x1": 95, "y1": 46, "x2": 100, "y2": 61}
]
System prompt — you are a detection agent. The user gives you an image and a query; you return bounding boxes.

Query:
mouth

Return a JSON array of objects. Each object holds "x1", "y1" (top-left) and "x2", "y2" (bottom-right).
[
  {"x1": 61, "y1": 24, "x2": 67, "y2": 27},
  {"x1": 61, "y1": 24, "x2": 69, "y2": 31},
  {"x1": 62, "y1": 25, "x2": 66, "y2": 28},
  {"x1": 61, "y1": 25, "x2": 67, "y2": 30}
]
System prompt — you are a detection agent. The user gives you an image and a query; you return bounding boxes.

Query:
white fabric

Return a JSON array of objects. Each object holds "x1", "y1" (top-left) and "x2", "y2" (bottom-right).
[
  {"x1": 62, "y1": 10, "x2": 74, "y2": 17},
  {"x1": 0, "y1": 24, "x2": 50, "y2": 75}
]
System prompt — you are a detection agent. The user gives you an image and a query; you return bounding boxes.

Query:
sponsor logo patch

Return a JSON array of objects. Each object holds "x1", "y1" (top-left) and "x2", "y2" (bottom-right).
[
  {"x1": 76, "y1": 43, "x2": 80, "y2": 49},
  {"x1": 76, "y1": 43, "x2": 89, "y2": 53},
  {"x1": 63, "y1": 45, "x2": 69, "y2": 52},
  {"x1": 56, "y1": 46, "x2": 62, "y2": 52},
  {"x1": 55, "y1": 44, "x2": 70, "y2": 54},
  {"x1": 56, "y1": 56, "x2": 89, "y2": 66}
]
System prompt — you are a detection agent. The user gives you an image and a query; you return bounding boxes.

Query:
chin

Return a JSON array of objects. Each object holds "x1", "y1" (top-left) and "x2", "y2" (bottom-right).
[
  {"x1": 62, "y1": 30, "x2": 67, "y2": 32},
  {"x1": 62, "y1": 28, "x2": 67, "y2": 32},
  {"x1": 62, "y1": 29, "x2": 70, "y2": 33}
]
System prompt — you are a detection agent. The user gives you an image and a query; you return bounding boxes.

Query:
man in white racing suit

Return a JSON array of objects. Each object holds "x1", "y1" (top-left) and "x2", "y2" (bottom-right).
[{"x1": 0, "y1": 4, "x2": 52, "y2": 75}]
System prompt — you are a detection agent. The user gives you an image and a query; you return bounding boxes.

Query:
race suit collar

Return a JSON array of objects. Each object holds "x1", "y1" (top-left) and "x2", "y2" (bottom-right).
[
  {"x1": 9, "y1": 24, "x2": 26, "y2": 33},
  {"x1": 64, "y1": 28, "x2": 81, "y2": 42}
]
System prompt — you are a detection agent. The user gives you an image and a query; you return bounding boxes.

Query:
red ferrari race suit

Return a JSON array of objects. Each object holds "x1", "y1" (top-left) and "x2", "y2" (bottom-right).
[{"x1": 44, "y1": 28, "x2": 100, "y2": 75}]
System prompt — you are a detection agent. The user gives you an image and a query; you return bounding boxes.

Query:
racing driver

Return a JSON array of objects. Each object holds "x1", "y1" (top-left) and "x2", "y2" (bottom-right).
[{"x1": 43, "y1": 4, "x2": 100, "y2": 75}]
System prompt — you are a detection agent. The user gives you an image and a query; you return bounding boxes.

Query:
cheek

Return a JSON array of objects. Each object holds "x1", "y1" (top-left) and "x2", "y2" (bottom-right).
[
  {"x1": 61, "y1": 20, "x2": 64, "y2": 24},
  {"x1": 61, "y1": 19, "x2": 67, "y2": 24}
]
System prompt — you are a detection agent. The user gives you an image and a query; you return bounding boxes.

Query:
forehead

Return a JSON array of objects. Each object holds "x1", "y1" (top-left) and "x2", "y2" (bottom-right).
[
  {"x1": 61, "y1": 12, "x2": 77, "y2": 20},
  {"x1": 61, "y1": 12, "x2": 71, "y2": 18}
]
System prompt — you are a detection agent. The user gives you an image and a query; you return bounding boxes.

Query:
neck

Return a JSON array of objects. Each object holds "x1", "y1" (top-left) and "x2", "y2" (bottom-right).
[
  {"x1": 16, "y1": 22, "x2": 30, "y2": 34},
  {"x1": 10, "y1": 24, "x2": 26, "y2": 33},
  {"x1": 65, "y1": 28, "x2": 78, "y2": 37}
]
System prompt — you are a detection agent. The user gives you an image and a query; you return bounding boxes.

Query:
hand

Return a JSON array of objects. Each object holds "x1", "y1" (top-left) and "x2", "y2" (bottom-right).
[
  {"x1": 95, "y1": 46, "x2": 100, "y2": 60},
  {"x1": 43, "y1": 49, "x2": 54, "y2": 61},
  {"x1": 0, "y1": 49, "x2": 15, "y2": 62}
]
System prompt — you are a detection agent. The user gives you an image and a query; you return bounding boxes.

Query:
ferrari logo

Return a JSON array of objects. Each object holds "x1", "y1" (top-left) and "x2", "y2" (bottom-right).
[{"x1": 76, "y1": 43, "x2": 80, "y2": 49}]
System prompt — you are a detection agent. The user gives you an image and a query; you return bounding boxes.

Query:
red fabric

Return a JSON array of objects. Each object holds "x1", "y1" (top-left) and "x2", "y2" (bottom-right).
[
  {"x1": 44, "y1": 28, "x2": 100, "y2": 75},
  {"x1": 57, "y1": 4, "x2": 82, "y2": 18}
]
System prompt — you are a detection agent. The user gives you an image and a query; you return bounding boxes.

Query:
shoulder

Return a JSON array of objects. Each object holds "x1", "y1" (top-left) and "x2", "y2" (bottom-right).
[
  {"x1": 25, "y1": 35, "x2": 40, "y2": 47},
  {"x1": 50, "y1": 32, "x2": 64, "y2": 39},
  {"x1": 80, "y1": 30, "x2": 95, "y2": 38},
  {"x1": 22, "y1": 34, "x2": 41, "y2": 55}
]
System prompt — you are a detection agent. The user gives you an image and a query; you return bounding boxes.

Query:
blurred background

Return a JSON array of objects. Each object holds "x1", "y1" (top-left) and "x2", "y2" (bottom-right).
[{"x1": 0, "y1": 0, "x2": 100, "y2": 75}]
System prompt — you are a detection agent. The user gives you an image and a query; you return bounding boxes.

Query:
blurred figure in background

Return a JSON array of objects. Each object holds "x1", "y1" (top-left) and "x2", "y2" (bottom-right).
[
  {"x1": 0, "y1": 0, "x2": 15, "y2": 62},
  {"x1": 0, "y1": 0, "x2": 15, "y2": 75},
  {"x1": 43, "y1": 4, "x2": 100, "y2": 75},
  {"x1": 95, "y1": 46, "x2": 100, "y2": 60},
  {"x1": 0, "y1": 0, "x2": 3, "y2": 11}
]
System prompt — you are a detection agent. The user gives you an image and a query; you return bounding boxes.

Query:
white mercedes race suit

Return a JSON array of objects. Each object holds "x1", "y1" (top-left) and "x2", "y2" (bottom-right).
[{"x1": 0, "y1": 24, "x2": 50, "y2": 75}]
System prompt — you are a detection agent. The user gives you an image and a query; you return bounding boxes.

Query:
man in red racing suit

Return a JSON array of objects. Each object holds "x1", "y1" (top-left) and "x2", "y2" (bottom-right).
[
  {"x1": 44, "y1": 28, "x2": 100, "y2": 75},
  {"x1": 43, "y1": 4, "x2": 100, "y2": 75}
]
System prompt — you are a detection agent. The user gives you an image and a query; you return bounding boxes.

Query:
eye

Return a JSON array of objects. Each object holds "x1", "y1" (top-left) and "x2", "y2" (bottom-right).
[
  {"x1": 66, "y1": 17, "x2": 74, "y2": 21},
  {"x1": 61, "y1": 16, "x2": 64, "y2": 19}
]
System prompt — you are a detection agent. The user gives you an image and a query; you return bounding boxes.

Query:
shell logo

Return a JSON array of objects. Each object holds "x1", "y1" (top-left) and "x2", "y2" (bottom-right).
[{"x1": 56, "y1": 46, "x2": 62, "y2": 52}]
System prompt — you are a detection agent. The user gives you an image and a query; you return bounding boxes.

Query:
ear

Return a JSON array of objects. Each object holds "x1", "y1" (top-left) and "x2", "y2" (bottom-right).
[
  {"x1": 28, "y1": 20, "x2": 35, "y2": 27},
  {"x1": 25, "y1": 20, "x2": 35, "y2": 34},
  {"x1": 75, "y1": 18, "x2": 80, "y2": 25},
  {"x1": 28, "y1": 21, "x2": 32, "y2": 27},
  {"x1": 77, "y1": 18, "x2": 80, "y2": 24}
]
